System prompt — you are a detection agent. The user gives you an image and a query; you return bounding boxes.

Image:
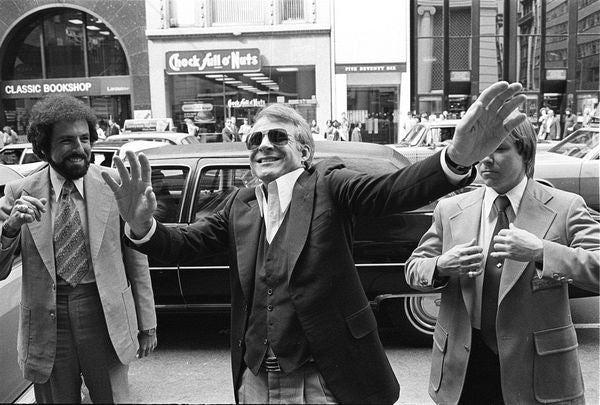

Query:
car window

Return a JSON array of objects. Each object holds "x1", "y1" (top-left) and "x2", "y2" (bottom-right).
[
  {"x1": 151, "y1": 167, "x2": 189, "y2": 223},
  {"x1": 193, "y1": 166, "x2": 252, "y2": 222},
  {"x1": 91, "y1": 150, "x2": 117, "y2": 167},
  {"x1": 550, "y1": 130, "x2": 599, "y2": 158},
  {"x1": 22, "y1": 151, "x2": 42, "y2": 164},
  {"x1": 440, "y1": 127, "x2": 455, "y2": 141},
  {"x1": 0, "y1": 149, "x2": 22, "y2": 165}
]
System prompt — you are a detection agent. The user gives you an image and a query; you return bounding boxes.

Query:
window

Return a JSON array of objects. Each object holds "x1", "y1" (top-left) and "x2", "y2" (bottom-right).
[
  {"x1": 193, "y1": 166, "x2": 252, "y2": 222},
  {"x1": 151, "y1": 167, "x2": 190, "y2": 223}
]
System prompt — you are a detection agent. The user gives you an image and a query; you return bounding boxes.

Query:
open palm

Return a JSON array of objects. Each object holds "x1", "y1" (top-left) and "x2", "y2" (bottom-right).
[
  {"x1": 450, "y1": 82, "x2": 527, "y2": 166},
  {"x1": 102, "y1": 151, "x2": 157, "y2": 236}
]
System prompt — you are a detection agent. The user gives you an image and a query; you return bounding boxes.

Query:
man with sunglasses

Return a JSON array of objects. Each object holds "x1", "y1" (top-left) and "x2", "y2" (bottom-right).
[{"x1": 104, "y1": 81, "x2": 527, "y2": 404}]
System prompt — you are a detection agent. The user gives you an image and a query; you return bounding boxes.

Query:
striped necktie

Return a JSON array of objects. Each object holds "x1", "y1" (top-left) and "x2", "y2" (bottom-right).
[{"x1": 54, "y1": 180, "x2": 90, "y2": 287}]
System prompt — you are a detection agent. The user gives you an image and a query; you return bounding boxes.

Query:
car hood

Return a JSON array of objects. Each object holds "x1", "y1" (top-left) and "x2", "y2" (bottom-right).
[{"x1": 535, "y1": 151, "x2": 583, "y2": 165}]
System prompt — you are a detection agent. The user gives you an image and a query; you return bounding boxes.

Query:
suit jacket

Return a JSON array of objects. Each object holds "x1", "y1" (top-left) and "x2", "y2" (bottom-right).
[
  {"x1": 132, "y1": 152, "x2": 468, "y2": 404},
  {"x1": 0, "y1": 164, "x2": 156, "y2": 384},
  {"x1": 406, "y1": 179, "x2": 600, "y2": 404}
]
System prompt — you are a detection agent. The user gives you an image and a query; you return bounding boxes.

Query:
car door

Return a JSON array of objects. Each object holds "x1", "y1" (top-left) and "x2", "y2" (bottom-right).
[
  {"x1": 579, "y1": 149, "x2": 599, "y2": 211},
  {"x1": 178, "y1": 160, "x2": 251, "y2": 309}
]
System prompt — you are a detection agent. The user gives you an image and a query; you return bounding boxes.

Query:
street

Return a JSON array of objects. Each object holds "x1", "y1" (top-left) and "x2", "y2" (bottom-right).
[{"x1": 126, "y1": 313, "x2": 599, "y2": 404}]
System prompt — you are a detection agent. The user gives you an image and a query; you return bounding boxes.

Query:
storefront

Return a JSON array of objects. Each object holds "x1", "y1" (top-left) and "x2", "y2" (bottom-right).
[{"x1": 0, "y1": 3, "x2": 150, "y2": 134}]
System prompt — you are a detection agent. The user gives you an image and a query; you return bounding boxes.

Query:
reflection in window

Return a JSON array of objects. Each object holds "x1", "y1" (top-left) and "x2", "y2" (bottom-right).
[
  {"x1": 2, "y1": 21, "x2": 42, "y2": 80},
  {"x1": 151, "y1": 167, "x2": 189, "y2": 223},
  {"x1": 87, "y1": 15, "x2": 128, "y2": 76},
  {"x1": 44, "y1": 10, "x2": 85, "y2": 78},
  {"x1": 194, "y1": 167, "x2": 250, "y2": 222}
]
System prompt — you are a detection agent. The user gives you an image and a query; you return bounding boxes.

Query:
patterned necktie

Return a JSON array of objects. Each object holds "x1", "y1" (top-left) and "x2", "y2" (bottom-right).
[
  {"x1": 480, "y1": 195, "x2": 510, "y2": 354},
  {"x1": 54, "y1": 180, "x2": 90, "y2": 287}
]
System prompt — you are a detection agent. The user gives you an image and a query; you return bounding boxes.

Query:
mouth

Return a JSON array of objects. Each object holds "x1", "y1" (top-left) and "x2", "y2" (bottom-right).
[
  {"x1": 256, "y1": 156, "x2": 281, "y2": 164},
  {"x1": 66, "y1": 155, "x2": 87, "y2": 164}
]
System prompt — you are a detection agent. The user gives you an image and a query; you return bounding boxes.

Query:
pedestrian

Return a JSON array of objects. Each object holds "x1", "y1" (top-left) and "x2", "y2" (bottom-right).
[
  {"x1": 541, "y1": 109, "x2": 560, "y2": 140},
  {"x1": 185, "y1": 118, "x2": 200, "y2": 137},
  {"x1": 331, "y1": 120, "x2": 341, "y2": 141},
  {"x1": 406, "y1": 120, "x2": 599, "y2": 404},
  {"x1": 310, "y1": 119, "x2": 320, "y2": 139},
  {"x1": 108, "y1": 117, "x2": 121, "y2": 135},
  {"x1": 563, "y1": 108, "x2": 577, "y2": 138},
  {"x1": 104, "y1": 81, "x2": 526, "y2": 404},
  {"x1": 3, "y1": 125, "x2": 18, "y2": 145},
  {"x1": 239, "y1": 118, "x2": 252, "y2": 142},
  {"x1": 222, "y1": 118, "x2": 237, "y2": 142},
  {"x1": 0, "y1": 94, "x2": 157, "y2": 403},
  {"x1": 537, "y1": 107, "x2": 548, "y2": 139},
  {"x1": 350, "y1": 123, "x2": 362, "y2": 142},
  {"x1": 95, "y1": 122, "x2": 106, "y2": 140},
  {"x1": 324, "y1": 119, "x2": 334, "y2": 140}
]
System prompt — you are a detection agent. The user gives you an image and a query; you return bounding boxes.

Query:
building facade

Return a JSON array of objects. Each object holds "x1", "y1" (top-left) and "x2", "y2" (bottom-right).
[
  {"x1": 411, "y1": 0, "x2": 599, "y2": 126},
  {"x1": 0, "y1": 0, "x2": 150, "y2": 134}
]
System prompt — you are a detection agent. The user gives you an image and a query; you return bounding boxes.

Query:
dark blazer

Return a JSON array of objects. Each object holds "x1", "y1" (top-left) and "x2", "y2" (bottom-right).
[
  {"x1": 133, "y1": 152, "x2": 467, "y2": 404},
  {"x1": 406, "y1": 179, "x2": 600, "y2": 404}
]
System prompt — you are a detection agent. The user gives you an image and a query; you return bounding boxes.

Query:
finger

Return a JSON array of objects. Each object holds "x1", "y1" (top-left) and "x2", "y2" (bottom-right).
[
  {"x1": 476, "y1": 81, "x2": 509, "y2": 108},
  {"x1": 145, "y1": 186, "x2": 157, "y2": 208},
  {"x1": 460, "y1": 253, "x2": 484, "y2": 265},
  {"x1": 487, "y1": 82, "x2": 523, "y2": 114},
  {"x1": 127, "y1": 150, "x2": 141, "y2": 181},
  {"x1": 466, "y1": 268, "x2": 484, "y2": 278},
  {"x1": 460, "y1": 245, "x2": 483, "y2": 255},
  {"x1": 139, "y1": 153, "x2": 152, "y2": 184},
  {"x1": 113, "y1": 155, "x2": 131, "y2": 185},
  {"x1": 501, "y1": 110, "x2": 527, "y2": 134},
  {"x1": 493, "y1": 242, "x2": 510, "y2": 252},
  {"x1": 490, "y1": 251, "x2": 510, "y2": 259},
  {"x1": 101, "y1": 171, "x2": 121, "y2": 193},
  {"x1": 21, "y1": 196, "x2": 47, "y2": 212}
]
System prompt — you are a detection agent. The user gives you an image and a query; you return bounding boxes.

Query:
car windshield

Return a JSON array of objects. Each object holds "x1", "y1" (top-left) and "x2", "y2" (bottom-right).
[
  {"x1": 549, "y1": 130, "x2": 599, "y2": 158},
  {"x1": 401, "y1": 125, "x2": 427, "y2": 146}
]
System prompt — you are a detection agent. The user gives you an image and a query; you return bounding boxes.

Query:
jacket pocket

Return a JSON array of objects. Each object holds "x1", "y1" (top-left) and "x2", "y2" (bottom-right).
[
  {"x1": 430, "y1": 324, "x2": 448, "y2": 392},
  {"x1": 533, "y1": 324, "x2": 584, "y2": 403},
  {"x1": 345, "y1": 305, "x2": 377, "y2": 339},
  {"x1": 121, "y1": 284, "x2": 138, "y2": 345},
  {"x1": 17, "y1": 304, "x2": 31, "y2": 364}
]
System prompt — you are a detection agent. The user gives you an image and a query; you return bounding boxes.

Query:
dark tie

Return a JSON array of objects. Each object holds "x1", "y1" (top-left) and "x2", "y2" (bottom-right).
[
  {"x1": 481, "y1": 195, "x2": 510, "y2": 353},
  {"x1": 54, "y1": 180, "x2": 90, "y2": 287}
]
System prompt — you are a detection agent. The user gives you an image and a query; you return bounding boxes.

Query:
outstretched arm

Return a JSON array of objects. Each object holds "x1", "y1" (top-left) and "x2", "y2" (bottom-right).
[
  {"x1": 449, "y1": 81, "x2": 527, "y2": 166},
  {"x1": 101, "y1": 151, "x2": 157, "y2": 237}
]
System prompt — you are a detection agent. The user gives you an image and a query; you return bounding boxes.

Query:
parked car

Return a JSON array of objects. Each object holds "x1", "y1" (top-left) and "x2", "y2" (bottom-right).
[
  {"x1": 92, "y1": 140, "x2": 169, "y2": 168},
  {"x1": 0, "y1": 165, "x2": 32, "y2": 403},
  {"x1": 387, "y1": 120, "x2": 459, "y2": 163},
  {"x1": 0, "y1": 143, "x2": 44, "y2": 176},
  {"x1": 534, "y1": 127, "x2": 599, "y2": 211},
  {"x1": 105, "y1": 132, "x2": 200, "y2": 145}
]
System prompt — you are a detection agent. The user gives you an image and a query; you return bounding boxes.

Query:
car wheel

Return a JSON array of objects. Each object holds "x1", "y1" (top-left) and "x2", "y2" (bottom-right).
[{"x1": 384, "y1": 294, "x2": 440, "y2": 346}]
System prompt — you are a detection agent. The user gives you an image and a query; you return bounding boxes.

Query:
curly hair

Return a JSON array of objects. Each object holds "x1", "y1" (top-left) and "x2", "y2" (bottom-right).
[{"x1": 27, "y1": 94, "x2": 98, "y2": 161}]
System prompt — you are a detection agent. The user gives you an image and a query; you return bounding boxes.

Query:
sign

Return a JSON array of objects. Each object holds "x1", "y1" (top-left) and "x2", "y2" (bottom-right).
[
  {"x1": 545, "y1": 69, "x2": 567, "y2": 80},
  {"x1": 166, "y1": 49, "x2": 261, "y2": 74},
  {"x1": 182, "y1": 102, "x2": 215, "y2": 123},
  {"x1": 450, "y1": 71, "x2": 471, "y2": 82},
  {"x1": 122, "y1": 118, "x2": 174, "y2": 132},
  {"x1": 335, "y1": 63, "x2": 406, "y2": 74},
  {"x1": 0, "y1": 76, "x2": 131, "y2": 98},
  {"x1": 227, "y1": 98, "x2": 266, "y2": 108}
]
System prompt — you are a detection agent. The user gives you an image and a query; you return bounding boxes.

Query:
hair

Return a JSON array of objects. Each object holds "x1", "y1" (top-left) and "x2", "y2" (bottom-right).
[
  {"x1": 27, "y1": 94, "x2": 98, "y2": 161},
  {"x1": 253, "y1": 103, "x2": 315, "y2": 167},
  {"x1": 506, "y1": 119, "x2": 537, "y2": 178}
]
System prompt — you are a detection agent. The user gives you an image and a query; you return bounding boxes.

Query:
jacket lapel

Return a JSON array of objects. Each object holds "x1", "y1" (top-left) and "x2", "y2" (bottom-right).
[
  {"x1": 84, "y1": 167, "x2": 113, "y2": 266},
  {"x1": 234, "y1": 193, "x2": 262, "y2": 302},
  {"x1": 451, "y1": 188, "x2": 485, "y2": 319},
  {"x1": 24, "y1": 168, "x2": 55, "y2": 281},
  {"x1": 499, "y1": 180, "x2": 555, "y2": 303},
  {"x1": 282, "y1": 171, "x2": 315, "y2": 283}
]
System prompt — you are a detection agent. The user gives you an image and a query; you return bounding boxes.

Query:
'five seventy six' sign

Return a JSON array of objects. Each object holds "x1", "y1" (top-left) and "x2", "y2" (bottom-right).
[{"x1": 166, "y1": 49, "x2": 261, "y2": 74}]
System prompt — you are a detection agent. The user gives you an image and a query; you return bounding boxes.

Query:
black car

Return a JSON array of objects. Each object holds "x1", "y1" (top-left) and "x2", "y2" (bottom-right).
[{"x1": 137, "y1": 141, "x2": 458, "y2": 343}]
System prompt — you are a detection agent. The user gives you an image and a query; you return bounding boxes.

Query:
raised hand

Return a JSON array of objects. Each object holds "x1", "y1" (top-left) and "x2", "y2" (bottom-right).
[
  {"x1": 101, "y1": 150, "x2": 157, "y2": 237},
  {"x1": 449, "y1": 81, "x2": 527, "y2": 166},
  {"x1": 2, "y1": 195, "x2": 47, "y2": 235}
]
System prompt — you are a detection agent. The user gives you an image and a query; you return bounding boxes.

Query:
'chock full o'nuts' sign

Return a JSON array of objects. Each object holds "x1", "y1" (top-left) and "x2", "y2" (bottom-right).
[{"x1": 166, "y1": 49, "x2": 261, "y2": 74}]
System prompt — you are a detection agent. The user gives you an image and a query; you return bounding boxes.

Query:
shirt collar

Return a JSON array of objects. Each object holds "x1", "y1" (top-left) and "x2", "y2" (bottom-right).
[
  {"x1": 49, "y1": 166, "x2": 85, "y2": 202},
  {"x1": 483, "y1": 175, "x2": 527, "y2": 219},
  {"x1": 254, "y1": 168, "x2": 305, "y2": 217}
]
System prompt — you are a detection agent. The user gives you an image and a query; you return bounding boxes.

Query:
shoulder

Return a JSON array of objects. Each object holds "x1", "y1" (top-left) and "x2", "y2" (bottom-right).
[{"x1": 309, "y1": 158, "x2": 346, "y2": 176}]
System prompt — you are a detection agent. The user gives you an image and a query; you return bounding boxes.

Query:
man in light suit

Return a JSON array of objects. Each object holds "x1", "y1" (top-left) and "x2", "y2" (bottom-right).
[
  {"x1": 406, "y1": 120, "x2": 599, "y2": 404},
  {"x1": 0, "y1": 94, "x2": 157, "y2": 403},
  {"x1": 105, "y1": 82, "x2": 526, "y2": 404}
]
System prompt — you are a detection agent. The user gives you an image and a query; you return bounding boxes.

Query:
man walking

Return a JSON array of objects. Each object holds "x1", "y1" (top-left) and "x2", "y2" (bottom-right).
[
  {"x1": 406, "y1": 121, "x2": 599, "y2": 404},
  {"x1": 0, "y1": 94, "x2": 157, "y2": 403},
  {"x1": 105, "y1": 81, "x2": 526, "y2": 404}
]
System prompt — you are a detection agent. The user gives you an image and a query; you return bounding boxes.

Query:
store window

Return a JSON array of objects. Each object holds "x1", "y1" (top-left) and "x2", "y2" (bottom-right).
[
  {"x1": 169, "y1": 66, "x2": 316, "y2": 135},
  {"x1": 479, "y1": 1, "x2": 504, "y2": 91},
  {"x1": 347, "y1": 86, "x2": 398, "y2": 145}
]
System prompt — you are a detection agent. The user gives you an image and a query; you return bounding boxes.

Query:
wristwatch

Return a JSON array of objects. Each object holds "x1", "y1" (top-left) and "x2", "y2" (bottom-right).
[
  {"x1": 2, "y1": 222, "x2": 19, "y2": 238},
  {"x1": 140, "y1": 328, "x2": 156, "y2": 336},
  {"x1": 444, "y1": 151, "x2": 472, "y2": 175}
]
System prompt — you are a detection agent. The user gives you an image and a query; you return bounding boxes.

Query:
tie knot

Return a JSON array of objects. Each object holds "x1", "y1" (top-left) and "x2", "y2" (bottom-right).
[
  {"x1": 494, "y1": 195, "x2": 510, "y2": 213},
  {"x1": 60, "y1": 180, "x2": 75, "y2": 198}
]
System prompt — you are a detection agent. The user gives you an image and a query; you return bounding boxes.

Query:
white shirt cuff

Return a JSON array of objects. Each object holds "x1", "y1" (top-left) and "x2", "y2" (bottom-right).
[
  {"x1": 440, "y1": 147, "x2": 471, "y2": 184},
  {"x1": 125, "y1": 219, "x2": 157, "y2": 244}
]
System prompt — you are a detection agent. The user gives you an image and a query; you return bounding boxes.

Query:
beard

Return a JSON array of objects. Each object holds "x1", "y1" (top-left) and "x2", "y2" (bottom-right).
[{"x1": 48, "y1": 152, "x2": 91, "y2": 180}]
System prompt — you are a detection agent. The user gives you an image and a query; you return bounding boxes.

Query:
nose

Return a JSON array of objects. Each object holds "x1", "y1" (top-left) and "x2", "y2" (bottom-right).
[
  {"x1": 480, "y1": 154, "x2": 494, "y2": 165},
  {"x1": 257, "y1": 132, "x2": 274, "y2": 150}
]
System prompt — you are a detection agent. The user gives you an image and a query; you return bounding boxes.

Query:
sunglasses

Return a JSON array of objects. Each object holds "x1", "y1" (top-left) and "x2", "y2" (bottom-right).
[{"x1": 246, "y1": 128, "x2": 291, "y2": 150}]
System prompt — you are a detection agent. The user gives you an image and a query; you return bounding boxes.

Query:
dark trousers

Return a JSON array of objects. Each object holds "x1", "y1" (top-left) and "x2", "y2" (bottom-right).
[
  {"x1": 34, "y1": 283, "x2": 129, "y2": 404},
  {"x1": 459, "y1": 329, "x2": 504, "y2": 405}
]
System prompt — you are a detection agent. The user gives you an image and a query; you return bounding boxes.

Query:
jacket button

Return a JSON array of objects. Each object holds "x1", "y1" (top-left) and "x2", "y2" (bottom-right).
[
  {"x1": 52, "y1": 283, "x2": 56, "y2": 291},
  {"x1": 267, "y1": 288, "x2": 273, "y2": 295},
  {"x1": 267, "y1": 304, "x2": 273, "y2": 311}
]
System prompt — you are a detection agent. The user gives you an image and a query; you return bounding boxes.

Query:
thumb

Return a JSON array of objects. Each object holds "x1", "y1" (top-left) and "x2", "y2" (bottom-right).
[{"x1": 509, "y1": 223, "x2": 517, "y2": 230}]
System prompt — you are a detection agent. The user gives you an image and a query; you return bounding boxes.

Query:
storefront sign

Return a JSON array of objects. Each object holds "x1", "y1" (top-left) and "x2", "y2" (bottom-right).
[
  {"x1": 450, "y1": 71, "x2": 471, "y2": 82},
  {"x1": 0, "y1": 76, "x2": 132, "y2": 98},
  {"x1": 227, "y1": 98, "x2": 266, "y2": 108},
  {"x1": 545, "y1": 69, "x2": 567, "y2": 81},
  {"x1": 182, "y1": 103, "x2": 214, "y2": 112},
  {"x1": 335, "y1": 63, "x2": 406, "y2": 74},
  {"x1": 166, "y1": 49, "x2": 261, "y2": 74}
]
